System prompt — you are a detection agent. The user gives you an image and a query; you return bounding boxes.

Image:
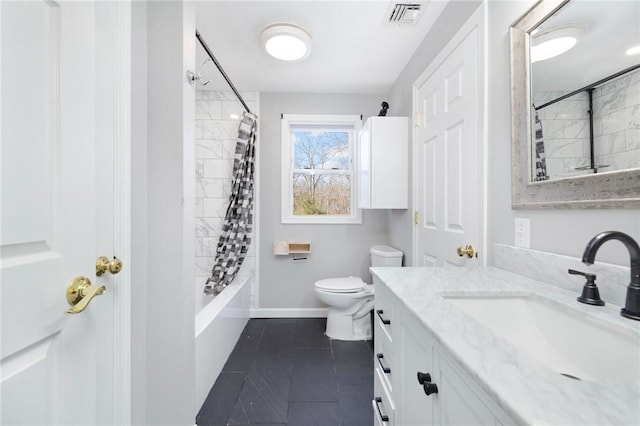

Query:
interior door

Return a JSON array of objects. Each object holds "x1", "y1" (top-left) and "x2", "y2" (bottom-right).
[
  {"x1": 1, "y1": 2, "x2": 116, "y2": 424},
  {"x1": 415, "y1": 27, "x2": 479, "y2": 266}
]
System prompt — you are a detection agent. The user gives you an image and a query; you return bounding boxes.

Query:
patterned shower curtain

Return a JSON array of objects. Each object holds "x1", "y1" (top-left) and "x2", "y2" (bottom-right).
[
  {"x1": 533, "y1": 110, "x2": 549, "y2": 181},
  {"x1": 204, "y1": 111, "x2": 258, "y2": 296}
]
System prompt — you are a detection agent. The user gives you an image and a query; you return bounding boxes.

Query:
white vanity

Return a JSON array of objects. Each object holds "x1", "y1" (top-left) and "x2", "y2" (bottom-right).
[{"x1": 371, "y1": 266, "x2": 640, "y2": 425}]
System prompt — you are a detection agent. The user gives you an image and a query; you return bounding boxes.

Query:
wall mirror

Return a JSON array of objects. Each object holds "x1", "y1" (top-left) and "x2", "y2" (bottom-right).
[{"x1": 510, "y1": 0, "x2": 640, "y2": 208}]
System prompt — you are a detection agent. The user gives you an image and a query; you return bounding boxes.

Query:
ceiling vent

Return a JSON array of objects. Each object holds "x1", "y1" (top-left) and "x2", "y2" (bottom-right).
[{"x1": 385, "y1": 3, "x2": 423, "y2": 26}]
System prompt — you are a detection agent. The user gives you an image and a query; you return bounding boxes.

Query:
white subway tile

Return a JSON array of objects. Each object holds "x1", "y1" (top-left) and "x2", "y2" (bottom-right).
[
  {"x1": 203, "y1": 197, "x2": 229, "y2": 218},
  {"x1": 195, "y1": 159, "x2": 205, "y2": 179},
  {"x1": 201, "y1": 120, "x2": 239, "y2": 140},
  {"x1": 563, "y1": 119, "x2": 588, "y2": 139},
  {"x1": 195, "y1": 256, "x2": 215, "y2": 275},
  {"x1": 222, "y1": 101, "x2": 245, "y2": 119},
  {"x1": 196, "y1": 178, "x2": 225, "y2": 198},
  {"x1": 195, "y1": 197, "x2": 203, "y2": 218},
  {"x1": 203, "y1": 237, "x2": 219, "y2": 257},
  {"x1": 195, "y1": 217, "x2": 223, "y2": 237},
  {"x1": 195, "y1": 140, "x2": 223, "y2": 159},
  {"x1": 195, "y1": 237, "x2": 203, "y2": 256},
  {"x1": 203, "y1": 158, "x2": 233, "y2": 178},
  {"x1": 222, "y1": 140, "x2": 238, "y2": 159},
  {"x1": 626, "y1": 128, "x2": 640, "y2": 150},
  {"x1": 196, "y1": 100, "x2": 222, "y2": 120},
  {"x1": 194, "y1": 120, "x2": 204, "y2": 139}
]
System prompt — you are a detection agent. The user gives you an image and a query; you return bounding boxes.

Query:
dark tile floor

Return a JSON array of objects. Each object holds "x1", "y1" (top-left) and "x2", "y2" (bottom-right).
[{"x1": 196, "y1": 318, "x2": 373, "y2": 426}]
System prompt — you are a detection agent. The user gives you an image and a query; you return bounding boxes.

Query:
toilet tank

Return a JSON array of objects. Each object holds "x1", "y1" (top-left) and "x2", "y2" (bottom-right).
[{"x1": 370, "y1": 245, "x2": 403, "y2": 267}]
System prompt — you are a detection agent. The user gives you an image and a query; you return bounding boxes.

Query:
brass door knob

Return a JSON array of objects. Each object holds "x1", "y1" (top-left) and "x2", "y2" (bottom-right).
[
  {"x1": 457, "y1": 245, "x2": 475, "y2": 258},
  {"x1": 66, "y1": 276, "x2": 106, "y2": 314},
  {"x1": 96, "y1": 256, "x2": 123, "y2": 276}
]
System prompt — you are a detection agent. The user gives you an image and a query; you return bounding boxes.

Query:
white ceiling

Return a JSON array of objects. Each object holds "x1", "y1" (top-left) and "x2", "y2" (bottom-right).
[
  {"x1": 532, "y1": 0, "x2": 640, "y2": 94},
  {"x1": 195, "y1": 1, "x2": 450, "y2": 94}
]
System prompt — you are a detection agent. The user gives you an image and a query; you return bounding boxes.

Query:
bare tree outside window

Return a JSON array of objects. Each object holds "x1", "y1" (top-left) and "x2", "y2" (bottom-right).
[
  {"x1": 292, "y1": 130, "x2": 352, "y2": 215},
  {"x1": 281, "y1": 114, "x2": 361, "y2": 224}
]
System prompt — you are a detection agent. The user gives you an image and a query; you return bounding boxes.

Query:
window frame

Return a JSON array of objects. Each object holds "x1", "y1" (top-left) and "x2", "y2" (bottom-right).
[{"x1": 281, "y1": 114, "x2": 362, "y2": 224}]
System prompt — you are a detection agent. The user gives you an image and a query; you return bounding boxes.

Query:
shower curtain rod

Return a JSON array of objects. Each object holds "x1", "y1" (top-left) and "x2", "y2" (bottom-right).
[
  {"x1": 534, "y1": 63, "x2": 640, "y2": 111},
  {"x1": 195, "y1": 30, "x2": 252, "y2": 114}
]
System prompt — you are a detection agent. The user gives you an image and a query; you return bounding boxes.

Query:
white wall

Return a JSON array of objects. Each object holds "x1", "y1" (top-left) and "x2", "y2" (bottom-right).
[
  {"x1": 257, "y1": 93, "x2": 389, "y2": 314},
  {"x1": 384, "y1": 0, "x2": 483, "y2": 265},
  {"x1": 385, "y1": 0, "x2": 639, "y2": 269},
  {"x1": 131, "y1": 1, "x2": 196, "y2": 424},
  {"x1": 486, "y1": 0, "x2": 640, "y2": 266}
]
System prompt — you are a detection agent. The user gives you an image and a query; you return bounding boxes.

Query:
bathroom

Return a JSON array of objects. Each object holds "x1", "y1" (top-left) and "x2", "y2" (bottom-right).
[{"x1": 1, "y1": 0, "x2": 638, "y2": 425}]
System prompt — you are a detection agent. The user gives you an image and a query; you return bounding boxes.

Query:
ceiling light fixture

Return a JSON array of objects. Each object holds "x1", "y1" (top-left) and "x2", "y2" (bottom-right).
[
  {"x1": 626, "y1": 45, "x2": 640, "y2": 56},
  {"x1": 531, "y1": 25, "x2": 582, "y2": 63},
  {"x1": 260, "y1": 23, "x2": 312, "y2": 61}
]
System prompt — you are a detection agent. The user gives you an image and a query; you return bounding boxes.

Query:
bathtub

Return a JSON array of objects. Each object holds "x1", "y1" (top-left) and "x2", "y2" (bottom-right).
[{"x1": 195, "y1": 275, "x2": 250, "y2": 410}]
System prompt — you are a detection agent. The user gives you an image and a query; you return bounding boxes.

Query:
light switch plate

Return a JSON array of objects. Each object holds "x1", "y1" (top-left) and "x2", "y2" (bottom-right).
[{"x1": 515, "y1": 218, "x2": 530, "y2": 248}]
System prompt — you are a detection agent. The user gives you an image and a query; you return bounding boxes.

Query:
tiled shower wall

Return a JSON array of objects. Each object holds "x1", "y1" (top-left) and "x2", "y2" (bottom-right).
[
  {"x1": 534, "y1": 68, "x2": 640, "y2": 179},
  {"x1": 593, "y1": 68, "x2": 640, "y2": 171},
  {"x1": 194, "y1": 89, "x2": 259, "y2": 312},
  {"x1": 533, "y1": 91, "x2": 590, "y2": 179}
]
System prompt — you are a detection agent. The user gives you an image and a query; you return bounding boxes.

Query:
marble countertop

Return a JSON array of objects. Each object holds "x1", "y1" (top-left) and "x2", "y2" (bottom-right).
[{"x1": 370, "y1": 266, "x2": 640, "y2": 426}]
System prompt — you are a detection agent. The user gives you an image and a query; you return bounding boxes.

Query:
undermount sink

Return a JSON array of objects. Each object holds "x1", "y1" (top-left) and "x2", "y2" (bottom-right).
[{"x1": 443, "y1": 294, "x2": 640, "y2": 382}]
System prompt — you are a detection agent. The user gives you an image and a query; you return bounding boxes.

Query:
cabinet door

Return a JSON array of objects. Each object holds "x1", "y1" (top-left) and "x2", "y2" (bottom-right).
[
  {"x1": 399, "y1": 319, "x2": 434, "y2": 425},
  {"x1": 358, "y1": 120, "x2": 372, "y2": 208},
  {"x1": 433, "y1": 351, "x2": 494, "y2": 426}
]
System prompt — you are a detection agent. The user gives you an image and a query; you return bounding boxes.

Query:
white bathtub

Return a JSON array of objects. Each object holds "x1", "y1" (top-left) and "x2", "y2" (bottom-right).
[{"x1": 195, "y1": 275, "x2": 250, "y2": 410}]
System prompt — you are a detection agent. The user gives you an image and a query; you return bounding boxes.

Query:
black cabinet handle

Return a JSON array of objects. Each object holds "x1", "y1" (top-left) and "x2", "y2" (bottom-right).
[
  {"x1": 417, "y1": 371, "x2": 431, "y2": 384},
  {"x1": 423, "y1": 382, "x2": 438, "y2": 396},
  {"x1": 374, "y1": 397, "x2": 389, "y2": 422},
  {"x1": 376, "y1": 353, "x2": 391, "y2": 374},
  {"x1": 376, "y1": 309, "x2": 391, "y2": 325}
]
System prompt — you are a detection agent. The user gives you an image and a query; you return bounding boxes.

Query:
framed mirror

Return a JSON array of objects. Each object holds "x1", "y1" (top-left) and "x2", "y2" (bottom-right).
[{"x1": 510, "y1": 0, "x2": 640, "y2": 208}]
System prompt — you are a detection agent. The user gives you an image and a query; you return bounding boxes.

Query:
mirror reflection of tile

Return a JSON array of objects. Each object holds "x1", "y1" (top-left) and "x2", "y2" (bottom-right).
[{"x1": 532, "y1": 68, "x2": 639, "y2": 181}]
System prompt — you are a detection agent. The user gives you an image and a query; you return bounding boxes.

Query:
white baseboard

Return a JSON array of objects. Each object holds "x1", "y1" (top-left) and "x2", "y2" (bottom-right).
[{"x1": 250, "y1": 308, "x2": 328, "y2": 318}]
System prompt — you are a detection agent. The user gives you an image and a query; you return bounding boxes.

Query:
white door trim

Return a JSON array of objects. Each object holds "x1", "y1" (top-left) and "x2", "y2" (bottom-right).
[
  {"x1": 112, "y1": 2, "x2": 132, "y2": 424},
  {"x1": 412, "y1": 4, "x2": 487, "y2": 267}
]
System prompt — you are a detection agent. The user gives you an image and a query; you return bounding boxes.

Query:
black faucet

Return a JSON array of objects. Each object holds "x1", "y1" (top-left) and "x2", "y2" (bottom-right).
[{"x1": 582, "y1": 231, "x2": 640, "y2": 321}]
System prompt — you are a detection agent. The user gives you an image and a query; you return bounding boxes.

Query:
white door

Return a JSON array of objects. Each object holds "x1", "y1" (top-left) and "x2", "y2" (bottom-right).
[
  {"x1": 415, "y1": 26, "x2": 481, "y2": 267},
  {"x1": 1, "y1": 2, "x2": 121, "y2": 424}
]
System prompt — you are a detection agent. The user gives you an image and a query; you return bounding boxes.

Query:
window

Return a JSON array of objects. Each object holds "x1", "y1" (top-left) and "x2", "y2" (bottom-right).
[{"x1": 281, "y1": 114, "x2": 362, "y2": 224}]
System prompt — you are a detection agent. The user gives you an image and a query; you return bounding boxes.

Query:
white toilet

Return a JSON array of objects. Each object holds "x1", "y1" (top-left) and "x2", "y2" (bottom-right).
[{"x1": 314, "y1": 245, "x2": 403, "y2": 340}]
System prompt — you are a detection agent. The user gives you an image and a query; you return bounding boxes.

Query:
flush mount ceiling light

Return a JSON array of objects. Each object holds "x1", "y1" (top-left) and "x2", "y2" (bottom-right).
[
  {"x1": 531, "y1": 25, "x2": 582, "y2": 63},
  {"x1": 260, "y1": 23, "x2": 312, "y2": 61},
  {"x1": 626, "y1": 45, "x2": 640, "y2": 56}
]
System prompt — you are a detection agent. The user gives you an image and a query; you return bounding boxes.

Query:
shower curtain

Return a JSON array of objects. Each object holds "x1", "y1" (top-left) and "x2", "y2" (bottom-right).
[
  {"x1": 533, "y1": 110, "x2": 549, "y2": 181},
  {"x1": 204, "y1": 111, "x2": 258, "y2": 296}
]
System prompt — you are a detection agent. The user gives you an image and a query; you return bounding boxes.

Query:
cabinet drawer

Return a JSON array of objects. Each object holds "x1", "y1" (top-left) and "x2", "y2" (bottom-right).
[
  {"x1": 375, "y1": 338, "x2": 394, "y2": 394},
  {"x1": 374, "y1": 279, "x2": 395, "y2": 347},
  {"x1": 374, "y1": 365, "x2": 396, "y2": 426}
]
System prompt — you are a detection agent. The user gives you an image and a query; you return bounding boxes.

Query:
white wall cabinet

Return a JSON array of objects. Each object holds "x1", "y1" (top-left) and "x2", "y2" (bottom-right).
[
  {"x1": 358, "y1": 116, "x2": 408, "y2": 209},
  {"x1": 373, "y1": 276, "x2": 517, "y2": 426}
]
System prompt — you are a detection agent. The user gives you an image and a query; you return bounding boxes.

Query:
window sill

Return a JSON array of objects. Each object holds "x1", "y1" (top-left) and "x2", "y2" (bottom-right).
[{"x1": 281, "y1": 214, "x2": 362, "y2": 225}]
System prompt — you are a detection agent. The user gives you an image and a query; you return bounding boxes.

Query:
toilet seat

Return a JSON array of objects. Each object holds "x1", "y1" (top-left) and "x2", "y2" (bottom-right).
[{"x1": 314, "y1": 276, "x2": 365, "y2": 293}]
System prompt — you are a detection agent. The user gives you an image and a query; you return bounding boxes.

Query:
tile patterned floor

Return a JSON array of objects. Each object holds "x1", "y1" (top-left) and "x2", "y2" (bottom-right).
[{"x1": 196, "y1": 318, "x2": 373, "y2": 426}]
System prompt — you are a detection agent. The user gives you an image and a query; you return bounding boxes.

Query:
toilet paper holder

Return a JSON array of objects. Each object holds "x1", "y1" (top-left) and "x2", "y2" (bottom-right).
[{"x1": 274, "y1": 241, "x2": 311, "y2": 256}]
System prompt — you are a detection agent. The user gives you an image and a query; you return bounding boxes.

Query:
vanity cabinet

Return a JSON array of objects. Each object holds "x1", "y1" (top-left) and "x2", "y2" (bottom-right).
[
  {"x1": 373, "y1": 276, "x2": 516, "y2": 426},
  {"x1": 358, "y1": 116, "x2": 408, "y2": 209}
]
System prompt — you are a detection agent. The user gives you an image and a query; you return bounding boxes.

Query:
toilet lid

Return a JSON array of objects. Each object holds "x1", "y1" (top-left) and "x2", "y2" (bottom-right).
[{"x1": 314, "y1": 277, "x2": 365, "y2": 293}]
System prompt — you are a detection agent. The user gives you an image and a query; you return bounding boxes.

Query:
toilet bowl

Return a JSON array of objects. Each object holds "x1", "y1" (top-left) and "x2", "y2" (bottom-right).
[
  {"x1": 315, "y1": 277, "x2": 375, "y2": 340},
  {"x1": 314, "y1": 245, "x2": 403, "y2": 341}
]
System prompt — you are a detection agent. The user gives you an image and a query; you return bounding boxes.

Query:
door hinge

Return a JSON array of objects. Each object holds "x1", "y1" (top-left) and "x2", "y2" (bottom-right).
[
  {"x1": 414, "y1": 211, "x2": 419, "y2": 225},
  {"x1": 414, "y1": 112, "x2": 421, "y2": 127}
]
